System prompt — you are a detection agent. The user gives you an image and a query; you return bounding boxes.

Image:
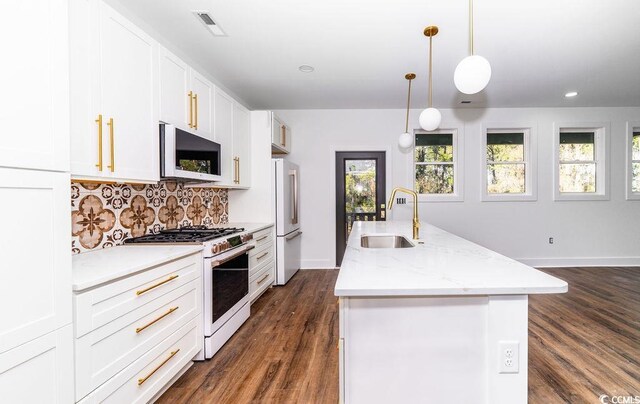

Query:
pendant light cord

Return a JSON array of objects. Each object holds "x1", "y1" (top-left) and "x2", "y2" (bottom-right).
[
  {"x1": 405, "y1": 78, "x2": 412, "y2": 133},
  {"x1": 469, "y1": 0, "x2": 474, "y2": 55},
  {"x1": 428, "y1": 34, "x2": 433, "y2": 108}
]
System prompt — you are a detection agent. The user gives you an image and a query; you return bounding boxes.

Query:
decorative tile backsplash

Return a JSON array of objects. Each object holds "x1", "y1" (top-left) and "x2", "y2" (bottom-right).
[{"x1": 71, "y1": 181, "x2": 228, "y2": 254}]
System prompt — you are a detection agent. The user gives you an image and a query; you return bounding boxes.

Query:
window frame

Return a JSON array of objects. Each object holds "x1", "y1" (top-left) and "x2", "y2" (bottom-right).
[
  {"x1": 481, "y1": 124, "x2": 537, "y2": 202},
  {"x1": 553, "y1": 122, "x2": 610, "y2": 201},
  {"x1": 412, "y1": 126, "x2": 464, "y2": 202},
  {"x1": 626, "y1": 121, "x2": 640, "y2": 201}
]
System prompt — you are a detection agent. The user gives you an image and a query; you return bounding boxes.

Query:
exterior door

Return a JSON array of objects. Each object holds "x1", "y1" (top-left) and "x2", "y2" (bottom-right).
[{"x1": 336, "y1": 152, "x2": 386, "y2": 266}]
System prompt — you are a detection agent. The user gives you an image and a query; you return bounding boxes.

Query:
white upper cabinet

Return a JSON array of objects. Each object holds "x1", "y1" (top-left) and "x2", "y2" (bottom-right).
[
  {"x1": 70, "y1": 0, "x2": 159, "y2": 183},
  {"x1": 233, "y1": 103, "x2": 251, "y2": 188},
  {"x1": 159, "y1": 47, "x2": 214, "y2": 140},
  {"x1": 0, "y1": 0, "x2": 69, "y2": 172},
  {"x1": 271, "y1": 113, "x2": 291, "y2": 154},
  {"x1": 190, "y1": 70, "x2": 214, "y2": 140},
  {"x1": 214, "y1": 88, "x2": 235, "y2": 184},
  {"x1": 158, "y1": 47, "x2": 190, "y2": 130}
]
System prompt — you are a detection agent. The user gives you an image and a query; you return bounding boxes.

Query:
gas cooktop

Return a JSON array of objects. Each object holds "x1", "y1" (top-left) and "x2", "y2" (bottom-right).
[{"x1": 123, "y1": 226, "x2": 245, "y2": 244}]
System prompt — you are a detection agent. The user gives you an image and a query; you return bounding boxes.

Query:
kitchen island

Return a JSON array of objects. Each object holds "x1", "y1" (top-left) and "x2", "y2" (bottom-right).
[{"x1": 335, "y1": 221, "x2": 567, "y2": 404}]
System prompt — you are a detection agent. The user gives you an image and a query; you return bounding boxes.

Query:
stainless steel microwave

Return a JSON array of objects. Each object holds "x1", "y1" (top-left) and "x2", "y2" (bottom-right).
[{"x1": 160, "y1": 124, "x2": 222, "y2": 182}]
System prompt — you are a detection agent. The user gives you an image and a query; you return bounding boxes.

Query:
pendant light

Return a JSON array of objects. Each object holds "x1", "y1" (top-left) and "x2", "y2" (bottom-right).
[
  {"x1": 454, "y1": 0, "x2": 491, "y2": 94},
  {"x1": 398, "y1": 73, "x2": 416, "y2": 149},
  {"x1": 419, "y1": 26, "x2": 441, "y2": 131}
]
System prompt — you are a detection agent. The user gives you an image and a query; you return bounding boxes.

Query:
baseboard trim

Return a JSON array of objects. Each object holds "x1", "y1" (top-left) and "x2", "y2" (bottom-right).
[{"x1": 517, "y1": 257, "x2": 640, "y2": 268}]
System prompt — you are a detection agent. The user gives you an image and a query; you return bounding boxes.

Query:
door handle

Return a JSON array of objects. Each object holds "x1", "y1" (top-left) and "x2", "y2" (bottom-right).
[
  {"x1": 285, "y1": 230, "x2": 302, "y2": 241},
  {"x1": 289, "y1": 169, "x2": 298, "y2": 224},
  {"x1": 188, "y1": 91, "x2": 193, "y2": 128},
  {"x1": 95, "y1": 114, "x2": 103, "y2": 171},
  {"x1": 107, "y1": 117, "x2": 115, "y2": 172}
]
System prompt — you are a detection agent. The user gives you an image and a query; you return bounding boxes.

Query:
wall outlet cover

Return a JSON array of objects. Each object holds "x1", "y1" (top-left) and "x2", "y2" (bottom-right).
[{"x1": 499, "y1": 341, "x2": 520, "y2": 374}]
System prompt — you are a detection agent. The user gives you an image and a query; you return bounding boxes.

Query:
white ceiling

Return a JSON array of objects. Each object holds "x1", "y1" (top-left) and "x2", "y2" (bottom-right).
[{"x1": 111, "y1": 0, "x2": 640, "y2": 110}]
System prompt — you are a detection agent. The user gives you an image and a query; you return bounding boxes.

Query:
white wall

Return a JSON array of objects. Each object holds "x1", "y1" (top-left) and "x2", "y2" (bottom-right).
[{"x1": 276, "y1": 107, "x2": 640, "y2": 268}]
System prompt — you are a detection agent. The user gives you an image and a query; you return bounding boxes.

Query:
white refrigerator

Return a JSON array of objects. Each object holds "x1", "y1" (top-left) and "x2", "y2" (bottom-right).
[{"x1": 272, "y1": 158, "x2": 302, "y2": 285}]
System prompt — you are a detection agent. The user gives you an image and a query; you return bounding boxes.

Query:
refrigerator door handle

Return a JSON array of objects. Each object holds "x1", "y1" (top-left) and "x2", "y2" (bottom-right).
[
  {"x1": 289, "y1": 169, "x2": 298, "y2": 225},
  {"x1": 285, "y1": 230, "x2": 302, "y2": 241}
]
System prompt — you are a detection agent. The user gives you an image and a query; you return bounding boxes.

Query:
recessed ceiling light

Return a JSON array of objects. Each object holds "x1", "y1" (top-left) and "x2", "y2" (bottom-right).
[
  {"x1": 565, "y1": 91, "x2": 578, "y2": 98},
  {"x1": 298, "y1": 65, "x2": 315, "y2": 73}
]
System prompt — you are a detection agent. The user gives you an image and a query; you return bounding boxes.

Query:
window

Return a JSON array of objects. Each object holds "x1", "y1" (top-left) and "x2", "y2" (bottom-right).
[
  {"x1": 414, "y1": 129, "x2": 463, "y2": 201},
  {"x1": 627, "y1": 124, "x2": 640, "y2": 200},
  {"x1": 554, "y1": 123, "x2": 609, "y2": 201}
]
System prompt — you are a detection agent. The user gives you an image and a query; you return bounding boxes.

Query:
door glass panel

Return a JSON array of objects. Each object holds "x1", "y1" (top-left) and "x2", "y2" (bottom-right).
[{"x1": 345, "y1": 159, "x2": 376, "y2": 239}]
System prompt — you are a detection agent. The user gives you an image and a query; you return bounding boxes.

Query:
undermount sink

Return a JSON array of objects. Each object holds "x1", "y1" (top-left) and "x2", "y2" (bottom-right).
[{"x1": 360, "y1": 234, "x2": 415, "y2": 249}]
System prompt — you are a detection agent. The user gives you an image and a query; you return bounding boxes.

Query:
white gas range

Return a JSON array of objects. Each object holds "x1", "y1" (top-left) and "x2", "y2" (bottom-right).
[{"x1": 125, "y1": 226, "x2": 254, "y2": 359}]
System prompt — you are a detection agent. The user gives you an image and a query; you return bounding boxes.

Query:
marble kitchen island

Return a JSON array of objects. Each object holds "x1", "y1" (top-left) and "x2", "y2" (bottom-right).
[{"x1": 335, "y1": 221, "x2": 567, "y2": 404}]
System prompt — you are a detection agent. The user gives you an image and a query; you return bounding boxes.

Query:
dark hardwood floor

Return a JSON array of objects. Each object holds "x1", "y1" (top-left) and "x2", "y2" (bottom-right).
[{"x1": 157, "y1": 267, "x2": 640, "y2": 404}]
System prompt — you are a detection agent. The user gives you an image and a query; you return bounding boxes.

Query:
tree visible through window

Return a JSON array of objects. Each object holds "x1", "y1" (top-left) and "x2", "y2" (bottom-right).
[
  {"x1": 415, "y1": 133, "x2": 454, "y2": 194},
  {"x1": 633, "y1": 132, "x2": 640, "y2": 193},
  {"x1": 559, "y1": 131, "x2": 596, "y2": 193},
  {"x1": 486, "y1": 132, "x2": 525, "y2": 194},
  {"x1": 345, "y1": 160, "x2": 376, "y2": 213}
]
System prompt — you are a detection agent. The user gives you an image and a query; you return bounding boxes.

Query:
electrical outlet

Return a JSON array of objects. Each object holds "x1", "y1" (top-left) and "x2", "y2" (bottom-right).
[
  {"x1": 499, "y1": 341, "x2": 519, "y2": 374},
  {"x1": 397, "y1": 197, "x2": 406, "y2": 204},
  {"x1": 548, "y1": 237, "x2": 554, "y2": 244}
]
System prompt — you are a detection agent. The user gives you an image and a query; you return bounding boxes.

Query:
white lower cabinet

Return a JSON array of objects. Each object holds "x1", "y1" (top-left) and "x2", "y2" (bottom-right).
[
  {"x1": 249, "y1": 226, "x2": 275, "y2": 303},
  {"x1": 74, "y1": 251, "x2": 203, "y2": 403},
  {"x1": 0, "y1": 325, "x2": 74, "y2": 404}
]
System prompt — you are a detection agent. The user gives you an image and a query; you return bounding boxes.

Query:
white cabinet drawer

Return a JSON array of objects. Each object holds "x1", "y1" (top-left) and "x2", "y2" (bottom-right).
[
  {"x1": 0, "y1": 325, "x2": 73, "y2": 404},
  {"x1": 250, "y1": 261, "x2": 274, "y2": 303},
  {"x1": 249, "y1": 241, "x2": 274, "y2": 272},
  {"x1": 75, "y1": 253, "x2": 201, "y2": 337},
  {"x1": 78, "y1": 318, "x2": 201, "y2": 404},
  {"x1": 251, "y1": 227, "x2": 273, "y2": 250},
  {"x1": 75, "y1": 280, "x2": 201, "y2": 400}
]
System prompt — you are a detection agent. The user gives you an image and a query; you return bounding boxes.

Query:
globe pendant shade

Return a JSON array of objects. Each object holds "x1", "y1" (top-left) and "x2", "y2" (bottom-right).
[
  {"x1": 454, "y1": 55, "x2": 492, "y2": 94},
  {"x1": 398, "y1": 132, "x2": 413, "y2": 148},
  {"x1": 419, "y1": 108, "x2": 442, "y2": 131}
]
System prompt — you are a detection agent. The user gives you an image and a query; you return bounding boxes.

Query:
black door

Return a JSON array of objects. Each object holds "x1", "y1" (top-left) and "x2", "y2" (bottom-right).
[{"x1": 335, "y1": 151, "x2": 386, "y2": 266}]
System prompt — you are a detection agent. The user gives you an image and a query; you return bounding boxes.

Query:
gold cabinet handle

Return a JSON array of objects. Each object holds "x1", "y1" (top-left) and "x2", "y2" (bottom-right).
[
  {"x1": 136, "y1": 275, "x2": 179, "y2": 296},
  {"x1": 194, "y1": 93, "x2": 198, "y2": 129},
  {"x1": 281, "y1": 125, "x2": 286, "y2": 147},
  {"x1": 237, "y1": 157, "x2": 240, "y2": 183},
  {"x1": 188, "y1": 91, "x2": 193, "y2": 128},
  {"x1": 95, "y1": 114, "x2": 103, "y2": 171},
  {"x1": 106, "y1": 117, "x2": 115, "y2": 172},
  {"x1": 255, "y1": 235, "x2": 268, "y2": 243},
  {"x1": 256, "y1": 251, "x2": 269, "y2": 261},
  {"x1": 135, "y1": 306, "x2": 178, "y2": 334},
  {"x1": 138, "y1": 349, "x2": 180, "y2": 386},
  {"x1": 257, "y1": 273, "x2": 270, "y2": 285}
]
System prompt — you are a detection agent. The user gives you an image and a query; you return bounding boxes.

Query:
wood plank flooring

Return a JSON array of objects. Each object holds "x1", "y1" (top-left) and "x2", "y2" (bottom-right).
[{"x1": 157, "y1": 267, "x2": 640, "y2": 404}]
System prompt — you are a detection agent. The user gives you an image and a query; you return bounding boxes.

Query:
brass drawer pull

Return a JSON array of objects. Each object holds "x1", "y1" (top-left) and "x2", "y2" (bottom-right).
[
  {"x1": 95, "y1": 114, "x2": 103, "y2": 171},
  {"x1": 257, "y1": 273, "x2": 270, "y2": 285},
  {"x1": 136, "y1": 275, "x2": 179, "y2": 296},
  {"x1": 255, "y1": 235, "x2": 268, "y2": 243},
  {"x1": 135, "y1": 306, "x2": 179, "y2": 334},
  {"x1": 256, "y1": 252, "x2": 269, "y2": 261},
  {"x1": 137, "y1": 349, "x2": 180, "y2": 386}
]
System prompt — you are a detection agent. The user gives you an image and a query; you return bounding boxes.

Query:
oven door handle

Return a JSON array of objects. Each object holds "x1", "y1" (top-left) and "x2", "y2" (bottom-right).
[{"x1": 211, "y1": 244, "x2": 255, "y2": 268}]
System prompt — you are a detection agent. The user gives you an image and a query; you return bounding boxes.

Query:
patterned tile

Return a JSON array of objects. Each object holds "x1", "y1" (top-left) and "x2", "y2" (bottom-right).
[{"x1": 71, "y1": 181, "x2": 229, "y2": 254}]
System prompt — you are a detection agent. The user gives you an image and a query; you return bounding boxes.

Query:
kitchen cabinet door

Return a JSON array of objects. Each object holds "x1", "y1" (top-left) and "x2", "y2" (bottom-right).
[
  {"x1": 0, "y1": 325, "x2": 73, "y2": 404},
  {"x1": 190, "y1": 70, "x2": 214, "y2": 140},
  {"x1": 214, "y1": 88, "x2": 235, "y2": 184},
  {"x1": 233, "y1": 103, "x2": 251, "y2": 188},
  {"x1": 0, "y1": 169, "x2": 71, "y2": 354},
  {"x1": 0, "y1": 0, "x2": 69, "y2": 172},
  {"x1": 159, "y1": 47, "x2": 190, "y2": 129},
  {"x1": 99, "y1": 1, "x2": 159, "y2": 182}
]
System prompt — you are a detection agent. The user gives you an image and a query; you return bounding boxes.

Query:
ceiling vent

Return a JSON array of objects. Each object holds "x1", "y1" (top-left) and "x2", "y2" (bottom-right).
[{"x1": 193, "y1": 11, "x2": 226, "y2": 36}]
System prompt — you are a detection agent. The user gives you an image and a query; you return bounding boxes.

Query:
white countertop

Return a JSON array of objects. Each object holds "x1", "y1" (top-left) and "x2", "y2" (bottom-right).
[
  {"x1": 224, "y1": 222, "x2": 274, "y2": 233},
  {"x1": 335, "y1": 221, "x2": 568, "y2": 297},
  {"x1": 72, "y1": 245, "x2": 203, "y2": 292}
]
